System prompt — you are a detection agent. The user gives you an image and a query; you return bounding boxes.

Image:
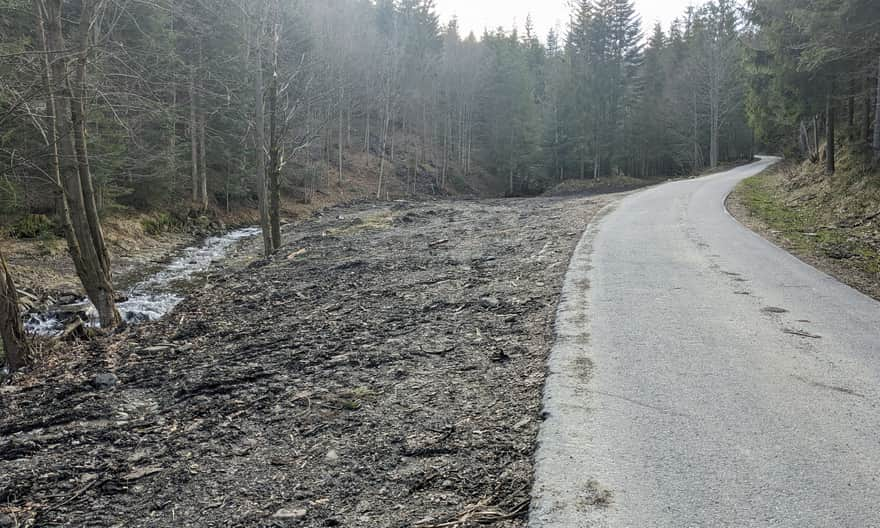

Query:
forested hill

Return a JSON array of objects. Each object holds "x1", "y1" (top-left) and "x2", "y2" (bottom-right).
[{"x1": 1, "y1": 0, "x2": 759, "y2": 220}]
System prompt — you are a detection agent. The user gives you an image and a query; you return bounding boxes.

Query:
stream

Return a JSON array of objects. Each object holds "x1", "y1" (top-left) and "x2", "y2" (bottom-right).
[{"x1": 24, "y1": 227, "x2": 261, "y2": 336}]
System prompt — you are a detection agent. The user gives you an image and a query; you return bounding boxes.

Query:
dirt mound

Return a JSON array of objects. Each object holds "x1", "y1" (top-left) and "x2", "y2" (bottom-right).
[{"x1": 544, "y1": 176, "x2": 656, "y2": 197}]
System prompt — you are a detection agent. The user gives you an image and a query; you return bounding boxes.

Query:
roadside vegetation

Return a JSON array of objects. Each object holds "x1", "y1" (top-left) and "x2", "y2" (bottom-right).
[{"x1": 731, "y1": 148, "x2": 880, "y2": 299}]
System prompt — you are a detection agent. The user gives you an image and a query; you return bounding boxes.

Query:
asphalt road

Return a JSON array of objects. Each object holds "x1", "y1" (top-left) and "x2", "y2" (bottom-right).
[{"x1": 530, "y1": 158, "x2": 880, "y2": 527}]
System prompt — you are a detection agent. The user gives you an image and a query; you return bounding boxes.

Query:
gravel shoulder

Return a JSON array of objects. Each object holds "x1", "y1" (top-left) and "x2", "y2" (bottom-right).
[{"x1": 0, "y1": 194, "x2": 616, "y2": 527}]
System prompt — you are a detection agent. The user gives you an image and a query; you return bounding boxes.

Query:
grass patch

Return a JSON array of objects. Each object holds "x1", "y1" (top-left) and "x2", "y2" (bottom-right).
[
  {"x1": 734, "y1": 165, "x2": 880, "y2": 279},
  {"x1": 141, "y1": 212, "x2": 179, "y2": 236}
]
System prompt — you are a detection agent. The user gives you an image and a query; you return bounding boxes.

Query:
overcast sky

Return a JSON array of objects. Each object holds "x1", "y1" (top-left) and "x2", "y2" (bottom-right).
[{"x1": 434, "y1": 0, "x2": 698, "y2": 40}]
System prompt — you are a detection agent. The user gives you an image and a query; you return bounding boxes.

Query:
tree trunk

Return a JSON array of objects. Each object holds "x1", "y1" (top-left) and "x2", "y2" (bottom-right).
[
  {"x1": 267, "y1": 9, "x2": 282, "y2": 252},
  {"x1": 41, "y1": 0, "x2": 120, "y2": 329},
  {"x1": 72, "y1": 0, "x2": 112, "y2": 279},
  {"x1": 692, "y1": 87, "x2": 700, "y2": 174},
  {"x1": 848, "y1": 78, "x2": 855, "y2": 136},
  {"x1": 32, "y1": 0, "x2": 74, "y2": 251},
  {"x1": 338, "y1": 86, "x2": 344, "y2": 183},
  {"x1": 364, "y1": 108, "x2": 371, "y2": 157},
  {"x1": 0, "y1": 248, "x2": 28, "y2": 373},
  {"x1": 376, "y1": 92, "x2": 391, "y2": 199},
  {"x1": 874, "y1": 57, "x2": 880, "y2": 161},
  {"x1": 199, "y1": 115, "x2": 208, "y2": 209},
  {"x1": 826, "y1": 83, "x2": 836, "y2": 174},
  {"x1": 253, "y1": 9, "x2": 271, "y2": 256},
  {"x1": 190, "y1": 64, "x2": 199, "y2": 203},
  {"x1": 864, "y1": 86, "x2": 872, "y2": 145}
]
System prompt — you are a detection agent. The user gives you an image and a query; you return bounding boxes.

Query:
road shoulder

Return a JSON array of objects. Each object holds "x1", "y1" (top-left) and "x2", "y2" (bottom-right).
[{"x1": 528, "y1": 199, "x2": 622, "y2": 528}]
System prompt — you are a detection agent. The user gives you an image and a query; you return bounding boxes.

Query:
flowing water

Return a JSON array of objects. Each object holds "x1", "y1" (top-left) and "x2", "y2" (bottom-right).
[{"x1": 24, "y1": 227, "x2": 261, "y2": 336}]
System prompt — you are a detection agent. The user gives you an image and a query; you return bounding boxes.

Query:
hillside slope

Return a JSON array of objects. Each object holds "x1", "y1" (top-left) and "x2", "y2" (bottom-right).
[{"x1": 728, "y1": 146, "x2": 880, "y2": 299}]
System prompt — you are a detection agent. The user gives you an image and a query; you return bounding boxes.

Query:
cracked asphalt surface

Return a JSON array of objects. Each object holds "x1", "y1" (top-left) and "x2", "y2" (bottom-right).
[{"x1": 531, "y1": 158, "x2": 880, "y2": 527}]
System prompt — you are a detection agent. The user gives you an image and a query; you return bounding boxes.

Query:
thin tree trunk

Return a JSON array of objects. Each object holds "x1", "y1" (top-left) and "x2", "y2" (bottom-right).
[
  {"x1": 692, "y1": 87, "x2": 700, "y2": 174},
  {"x1": 253, "y1": 8, "x2": 271, "y2": 256},
  {"x1": 338, "y1": 86, "x2": 344, "y2": 183},
  {"x1": 442, "y1": 112, "x2": 449, "y2": 188},
  {"x1": 377, "y1": 92, "x2": 391, "y2": 199},
  {"x1": 199, "y1": 115, "x2": 208, "y2": 209},
  {"x1": 32, "y1": 0, "x2": 74, "y2": 249},
  {"x1": 170, "y1": 78, "x2": 177, "y2": 184},
  {"x1": 874, "y1": 57, "x2": 880, "y2": 160},
  {"x1": 0, "y1": 248, "x2": 28, "y2": 373},
  {"x1": 267, "y1": 5, "x2": 282, "y2": 251},
  {"x1": 864, "y1": 85, "x2": 872, "y2": 145},
  {"x1": 826, "y1": 82, "x2": 836, "y2": 174},
  {"x1": 190, "y1": 64, "x2": 199, "y2": 203},
  {"x1": 848, "y1": 78, "x2": 855, "y2": 136},
  {"x1": 364, "y1": 108, "x2": 370, "y2": 157},
  {"x1": 799, "y1": 120, "x2": 809, "y2": 158},
  {"x1": 465, "y1": 124, "x2": 471, "y2": 177}
]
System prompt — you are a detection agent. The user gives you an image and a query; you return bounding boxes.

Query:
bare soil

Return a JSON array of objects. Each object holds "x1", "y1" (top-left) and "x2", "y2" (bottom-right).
[{"x1": 0, "y1": 194, "x2": 615, "y2": 528}]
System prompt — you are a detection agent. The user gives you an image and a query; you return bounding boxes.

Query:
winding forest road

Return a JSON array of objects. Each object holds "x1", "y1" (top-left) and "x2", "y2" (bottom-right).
[{"x1": 531, "y1": 158, "x2": 880, "y2": 527}]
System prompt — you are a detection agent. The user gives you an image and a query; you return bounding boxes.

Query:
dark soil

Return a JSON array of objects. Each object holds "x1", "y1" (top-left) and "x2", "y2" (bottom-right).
[{"x1": 0, "y1": 195, "x2": 614, "y2": 527}]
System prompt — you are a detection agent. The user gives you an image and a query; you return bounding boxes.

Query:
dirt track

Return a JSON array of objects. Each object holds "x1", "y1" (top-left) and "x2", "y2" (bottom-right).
[{"x1": 0, "y1": 194, "x2": 614, "y2": 528}]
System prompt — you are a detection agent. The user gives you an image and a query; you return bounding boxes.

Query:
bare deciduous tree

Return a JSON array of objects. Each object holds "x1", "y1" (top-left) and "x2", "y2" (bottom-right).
[{"x1": 34, "y1": 0, "x2": 121, "y2": 328}]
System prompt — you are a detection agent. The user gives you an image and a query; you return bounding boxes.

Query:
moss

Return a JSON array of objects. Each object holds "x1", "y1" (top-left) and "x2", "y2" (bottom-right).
[{"x1": 735, "y1": 165, "x2": 880, "y2": 279}]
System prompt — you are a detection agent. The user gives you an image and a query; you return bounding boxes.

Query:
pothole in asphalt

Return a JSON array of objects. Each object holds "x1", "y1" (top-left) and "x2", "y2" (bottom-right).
[{"x1": 761, "y1": 306, "x2": 789, "y2": 314}]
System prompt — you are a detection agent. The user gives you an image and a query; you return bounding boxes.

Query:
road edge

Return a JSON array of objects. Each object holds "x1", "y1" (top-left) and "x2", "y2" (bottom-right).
[
  {"x1": 528, "y1": 198, "x2": 622, "y2": 528},
  {"x1": 723, "y1": 166, "x2": 880, "y2": 304}
]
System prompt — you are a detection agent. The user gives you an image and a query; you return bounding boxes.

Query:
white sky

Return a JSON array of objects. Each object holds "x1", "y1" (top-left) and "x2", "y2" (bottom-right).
[{"x1": 434, "y1": 0, "x2": 698, "y2": 40}]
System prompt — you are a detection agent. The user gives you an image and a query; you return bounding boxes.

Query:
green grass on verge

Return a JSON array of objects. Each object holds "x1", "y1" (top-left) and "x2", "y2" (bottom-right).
[{"x1": 734, "y1": 170, "x2": 880, "y2": 276}]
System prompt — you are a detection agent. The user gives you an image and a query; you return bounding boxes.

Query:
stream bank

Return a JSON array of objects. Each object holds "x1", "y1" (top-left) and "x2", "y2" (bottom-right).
[
  {"x1": 0, "y1": 194, "x2": 617, "y2": 527},
  {"x1": 23, "y1": 227, "x2": 260, "y2": 336}
]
